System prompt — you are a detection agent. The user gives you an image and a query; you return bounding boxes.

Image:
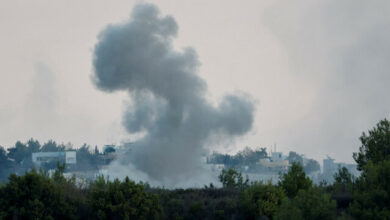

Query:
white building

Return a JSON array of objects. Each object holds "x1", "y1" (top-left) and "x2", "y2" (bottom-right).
[
  {"x1": 323, "y1": 156, "x2": 359, "y2": 177},
  {"x1": 271, "y1": 152, "x2": 284, "y2": 162},
  {"x1": 32, "y1": 151, "x2": 76, "y2": 165}
]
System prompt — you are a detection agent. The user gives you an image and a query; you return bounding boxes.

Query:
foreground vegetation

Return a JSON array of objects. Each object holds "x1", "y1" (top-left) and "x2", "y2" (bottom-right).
[{"x1": 1, "y1": 119, "x2": 390, "y2": 219}]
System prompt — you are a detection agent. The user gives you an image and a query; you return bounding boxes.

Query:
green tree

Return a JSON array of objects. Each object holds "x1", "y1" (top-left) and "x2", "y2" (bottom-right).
[
  {"x1": 88, "y1": 176, "x2": 162, "y2": 220},
  {"x1": 349, "y1": 160, "x2": 390, "y2": 219},
  {"x1": 278, "y1": 162, "x2": 312, "y2": 198},
  {"x1": 76, "y1": 144, "x2": 99, "y2": 171},
  {"x1": 188, "y1": 201, "x2": 206, "y2": 220},
  {"x1": 218, "y1": 168, "x2": 248, "y2": 190},
  {"x1": 165, "y1": 198, "x2": 185, "y2": 219},
  {"x1": 0, "y1": 146, "x2": 14, "y2": 180},
  {"x1": 41, "y1": 140, "x2": 64, "y2": 152},
  {"x1": 0, "y1": 169, "x2": 79, "y2": 219},
  {"x1": 273, "y1": 198, "x2": 303, "y2": 220},
  {"x1": 333, "y1": 167, "x2": 355, "y2": 193},
  {"x1": 27, "y1": 139, "x2": 41, "y2": 152},
  {"x1": 7, "y1": 141, "x2": 28, "y2": 164},
  {"x1": 327, "y1": 167, "x2": 355, "y2": 213},
  {"x1": 6, "y1": 139, "x2": 42, "y2": 170},
  {"x1": 275, "y1": 187, "x2": 337, "y2": 220},
  {"x1": 348, "y1": 119, "x2": 390, "y2": 219},
  {"x1": 240, "y1": 181, "x2": 285, "y2": 219},
  {"x1": 353, "y1": 119, "x2": 390, "y2": 170}
]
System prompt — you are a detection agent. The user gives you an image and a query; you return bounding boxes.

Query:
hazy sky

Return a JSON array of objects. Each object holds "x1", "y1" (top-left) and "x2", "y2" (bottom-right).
[{"x1": 1, "y1": 0, "x2": 389, "y2": 163}]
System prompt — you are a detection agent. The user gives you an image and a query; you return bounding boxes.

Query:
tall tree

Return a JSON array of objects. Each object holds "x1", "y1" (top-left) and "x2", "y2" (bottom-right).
[
  {"x1": 41, "y1": 140, "x2": 59, "y2": 152},
  {"x1": 219, "y1": 168, "x2": 249, "y2": 190},
  {"x1": 26, "y1": 139, "x2": 41, "y2": 152},
  {"x1": 275, "y1": 187, "x2": 337, "y2": 220},
  {"x1": 353, "y1": 118, "x2": 390, "y2": 170},
  {"x1": 240, "y1": 181, "x2": 285, "y2": 219},
  {"x1": 349, "y1": 119, "x2": 390, "y2": 219},
  {"x1": 278, "y1": 162, "x2": 312, "y2": 198},
  {"x1": 0, "y1": 146, "x2": 13, "y2": 180},
  {"x1": 88, "y1": 176, "x2": 162, "y2": 219},
  {"x1": 0, "y1": 169, "x2": 79, "y2": 219},
  {"x1": 7, "y1": 141, "x2": 27, "y2": 164}
]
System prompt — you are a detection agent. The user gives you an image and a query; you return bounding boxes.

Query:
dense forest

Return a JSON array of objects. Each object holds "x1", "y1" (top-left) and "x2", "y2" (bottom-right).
[{"x1": 1, "y1": 119, "x2": 390, "y2": 219}]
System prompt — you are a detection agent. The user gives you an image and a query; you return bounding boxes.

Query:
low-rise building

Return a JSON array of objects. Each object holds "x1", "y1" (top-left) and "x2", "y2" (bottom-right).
[
  {"x1": 32, "y1": 151, "x2": 76, "y2": 166},
  {"x1": 320, "y1": 156, "x2": 359, "y2": 183}
]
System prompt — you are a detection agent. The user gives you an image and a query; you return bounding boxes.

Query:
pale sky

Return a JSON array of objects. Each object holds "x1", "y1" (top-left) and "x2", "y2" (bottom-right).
[{"x1": 1, "y1": 0, "x2": 389, "y2": 163}]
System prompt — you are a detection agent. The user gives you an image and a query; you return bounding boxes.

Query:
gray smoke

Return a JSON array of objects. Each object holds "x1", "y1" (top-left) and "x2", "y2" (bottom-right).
[
  {"x1": 23, "y1": 63, "x2": 59, "y2": 138},
  {"x1": 92, "y1": 3, "x2": 254, "y2": 186}
]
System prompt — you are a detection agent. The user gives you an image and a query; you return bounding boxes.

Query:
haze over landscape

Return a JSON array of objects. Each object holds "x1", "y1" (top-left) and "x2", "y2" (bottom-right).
[
  {"x1": 1, "y1": 0, "x2": 389, "y2": 165},
  {"x1": 2, "y1": 1, "x2": 390, "y2": 219}
]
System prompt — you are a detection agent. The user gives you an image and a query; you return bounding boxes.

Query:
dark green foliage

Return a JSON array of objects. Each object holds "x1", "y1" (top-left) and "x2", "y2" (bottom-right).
[
  {"x1": 0, "y1": 168, "x2": 80, "y2": 219},
  {"x1": 0, "y1": 166, "x2": 162, "y2": 220},
  {"x1": 275, "y1": 187, "x2": 337, "y2": 220},
  {"x1": 155, "y1": 187, "x2": 240, "y2": 220},
  {"x1": 75, "y1": 144, "x2": 100, "y2": 171},
  {"x1": 334, "y1": 167, "x2": 355, "y2": 186},
  {"x1": 164, "y1": 198, "x2": 185, "y2": 219},
  {"x1": 188, "y1": 201, "x2": 206, "y2": 219},
  {"x1": 0, "y1": 146, "x2": 13, "y2": 180},
  {"x1": 26, "y1": 139, "x2": 41, "y2": 153},
  {"x1": 7, "y1": 141, "x2": 29, "y2": 165},
  {"x1": 332, "y1": 167, "x2": 355, "y2": 194},
  {"x1": 214, "y1": 209, "x2": 225, "y2": 220},
  {"x1": 348, "y1": 119, "x2": 390, "y2": 219},
  {"x1": 349, "y1": 160, "x2": 390, "y2": 219},
  {"x1": 0, "y1": 139, "x2": 114, "y2": 181},
  {"x1": 273, "y1": 198, "x2": 303, "y2": 220},
  {"x1": 278, "y1": 162, "x2": 312, "y2": 198},
  {"x1": 240, "y1": 181, "x2": 285, "y2": 219},
  {"x1": 88, "y1": 176, "x2": 162, "y2": 220},
  {"x1": 329, "y1": 167, "x2": 355, "y2": 211},
  {"x1": 219, "y1": 168, "x2": 249, "y2": 190},
  {"x1": 353, "y1": 119, "x2": 390, "y2": 170},
  {"x1": 41, "y1": 140, "x2": 64, "y2": 152},
  {"x1": 215, "y1": 197, "x2": 237, "y2": 219}
]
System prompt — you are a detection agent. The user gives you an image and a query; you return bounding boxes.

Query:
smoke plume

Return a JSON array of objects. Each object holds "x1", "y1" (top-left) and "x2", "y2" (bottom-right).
[{"x1": 92, "y1": 3, "x2": 254, "y2": 187}]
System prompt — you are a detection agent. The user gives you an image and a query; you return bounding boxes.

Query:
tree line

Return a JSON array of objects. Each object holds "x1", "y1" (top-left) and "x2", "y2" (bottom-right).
[
  {"x1": 1, "y1": 119, "x2": 390, "y2": 219},
  {"x1": 0, "y1": 140, "x2": 107, "y2": 181},
  {"x1": 208, "y1": 147, "x2": 320, "y2": 175}
]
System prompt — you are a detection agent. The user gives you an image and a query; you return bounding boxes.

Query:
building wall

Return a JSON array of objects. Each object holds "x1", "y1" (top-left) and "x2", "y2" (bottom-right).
[{"x1": 32, "y1": 151, "x2": 77, "y2": 165}]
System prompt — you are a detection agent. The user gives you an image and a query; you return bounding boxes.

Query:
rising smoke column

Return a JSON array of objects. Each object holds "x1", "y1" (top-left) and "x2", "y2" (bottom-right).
[{"x1": 92, "y1": 3, "x2": 254, "y2": 185}]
